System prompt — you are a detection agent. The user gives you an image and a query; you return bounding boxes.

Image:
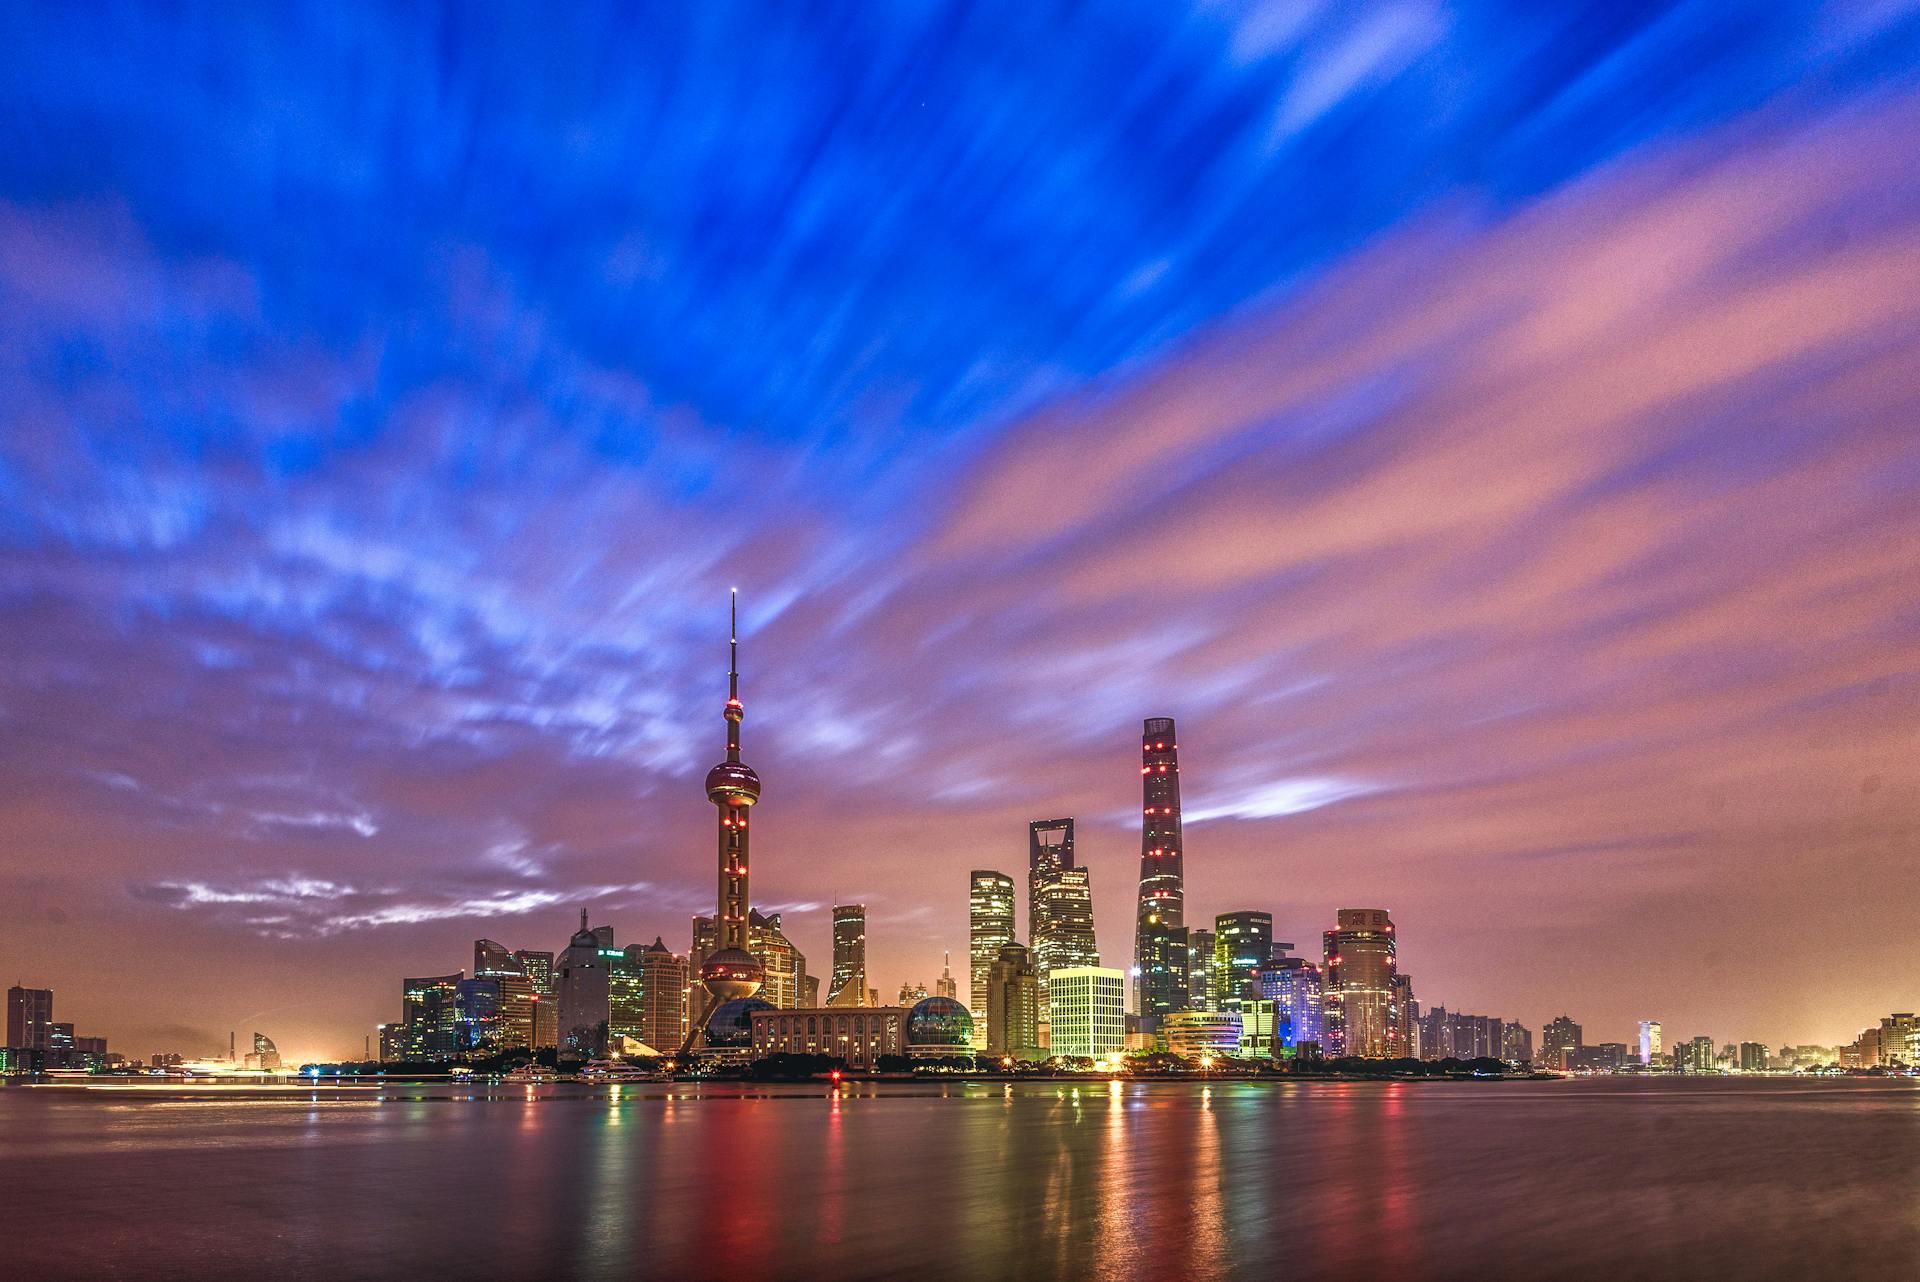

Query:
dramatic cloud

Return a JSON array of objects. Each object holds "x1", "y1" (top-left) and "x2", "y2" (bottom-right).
[{"x1": 1, "y1": 3, "x2": 1917, "y2": 1056}]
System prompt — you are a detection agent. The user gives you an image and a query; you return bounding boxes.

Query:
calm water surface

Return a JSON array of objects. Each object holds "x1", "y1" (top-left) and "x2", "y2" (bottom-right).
[{"x1": 2, "y1": 1077, "x2": 1915, "y2": 1280}]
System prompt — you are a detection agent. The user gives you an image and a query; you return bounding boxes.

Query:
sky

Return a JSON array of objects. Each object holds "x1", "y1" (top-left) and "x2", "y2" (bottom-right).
[{"x1": 3, "y1": 1, "x2": 1919, "y2": 1061}]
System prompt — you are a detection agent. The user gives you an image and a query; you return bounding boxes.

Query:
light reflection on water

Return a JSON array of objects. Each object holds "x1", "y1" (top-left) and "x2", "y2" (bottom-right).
[{"x1": 2, "y1": 1078, "x2": 1916, "y2": 1280}]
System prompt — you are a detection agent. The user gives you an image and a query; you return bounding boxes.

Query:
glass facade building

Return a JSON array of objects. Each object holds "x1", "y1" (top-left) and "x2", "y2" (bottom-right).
[
  {"x1": 1322, "y1": 909, "x2": 1400, "y2": 1058},
  {"x1": 1213, "y1": 912, "x2": 1273, "y2": 1011},
  {"x1": 827, "y1": 903, "x2": 867, "y2": 1007},
  {"x1": 1134, "y1": 717, "x2": 1187, "y2": 1027},
  {"x1": 969, "y1": 870, "x2": 1015, "y2": 1049}
]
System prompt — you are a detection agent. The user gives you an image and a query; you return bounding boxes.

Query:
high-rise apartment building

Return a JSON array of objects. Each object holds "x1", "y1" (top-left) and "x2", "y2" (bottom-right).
[
  {"x1": 1390, "y1": 973, "x2": 1415, "y2": 1057},
  {"x1": 827, "y1": 903, "x2": 867, "y2": 1007},
  {"x1": 1541, "y1": 1014, "x2": 1583, "y2": 1070},
  {"x1": 1134, "y1": 717, "x2": 1187, "y2": 1027},
  {"x1": 986, "y1": 942, "x2": 1042, "y2": 1060},
  {"x1": 1047, "y1": 967, "x2": 1126, "y2": 1060},
  {"x1": 1213, "y1": 912, "x2": 1273, "y2": 1011},
  {"x1": 969, "y1": 870, "x2": 1016, "y2": 1049},
  {"x1": 1322, "y1": 909, "x2": 1400, "y2": 1058}
]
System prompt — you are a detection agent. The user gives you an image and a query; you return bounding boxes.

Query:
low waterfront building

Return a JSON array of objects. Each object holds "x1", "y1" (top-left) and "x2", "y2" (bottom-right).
[
  {"x1": 1163, "y1": 1009, "x2": 1243, "y2": 1058},
  {"x1": 751, "y1": 1006, "x2": 907, "y2": 1069}
]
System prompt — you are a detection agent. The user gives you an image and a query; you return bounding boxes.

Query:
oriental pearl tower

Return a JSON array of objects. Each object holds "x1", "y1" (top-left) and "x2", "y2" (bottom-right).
[{"x1": 691, "y1": 589, "x2": 766, "y2": 1046}]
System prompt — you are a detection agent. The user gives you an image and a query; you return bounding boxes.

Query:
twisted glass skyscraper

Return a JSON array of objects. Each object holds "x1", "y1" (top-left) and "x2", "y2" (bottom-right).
[{"x1": 1134, "y1": 717, "x2": 1187, "y2": 1027}]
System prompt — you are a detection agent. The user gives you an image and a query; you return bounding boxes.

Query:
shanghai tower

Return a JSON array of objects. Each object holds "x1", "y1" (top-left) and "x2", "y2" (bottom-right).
[{"x1": 1133, "y1": 716, "x2": 1188, "y2": 1028}]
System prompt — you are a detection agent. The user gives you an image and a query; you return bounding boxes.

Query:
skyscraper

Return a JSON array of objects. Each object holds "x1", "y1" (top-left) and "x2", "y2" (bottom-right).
[
  {"x1": 513, "y1": 950, "x2": 555, "y2": 994},
  {"x1": 1034, "y1": 870, "x2": 1098, "y2": 978},
  {"x1": 1541, "y1": 1014, "x2": 1584, "y2": 1070},
  {"x1": 986, "y1": 942, "x2": 1042, "y2": 1060},
  {"x1": 1212, "y1": 912, "x2": 1273, "y2": 1011},
  {"x1": 828, "y1": 903, "x2": 867, "y2": 1006},
  {"x1": 1027, "y1": 817, "x2": 1073, "y2": 944},
  {"x1": 474, "y1": 939, "x2": 534, "y2": 1048},
  {"x1": 610, "y1": 947, "x2": 647, "y2": 1047},
  {"x1": 692, "y1": 590, "x2": 769, "y2": 1050},
  {"x1": 969, "y1": 870, "x2": 1015, "y2": 1050},
  {"x1": 636, "y1": 937, "x2": 689, "y2": 1053},
  {"x1": 1322, "y1": 908, "x2": 1399, "y2": 1058},
  {"x1": 6, "y1": 986, "x2": 52, "y2": 1051},
  {"x1": 750, "y1": 909, "x2": 808, "y2": 1009},
  {"x1": 935, "y1": 951, "x2": 958, "y2": 1000},
  {"x1": 1258, "y1": 957, "x2": 1324, "y2": 1055},
  {"x1": 555, "y1": 913, "x2": 613, "y2": 1057},
  {"x1": 1134, "y1": 717, "x2": 1186, "y2": 1027},
  {"x1": 1187, "y1": 928, "x2": 1216, "y2": 1011},
  {"x1": 401, "y1": 973, "x2": 462, "y2": 1060},
  {"x1": 1638, "y1": 1019, "x2": 1662, "y2": 1065}
]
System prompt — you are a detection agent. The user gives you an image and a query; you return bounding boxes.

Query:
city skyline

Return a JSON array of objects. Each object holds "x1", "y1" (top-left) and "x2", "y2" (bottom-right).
[{"x1": 5, "y1": 5, "x2": 1920, "y2": 1062}]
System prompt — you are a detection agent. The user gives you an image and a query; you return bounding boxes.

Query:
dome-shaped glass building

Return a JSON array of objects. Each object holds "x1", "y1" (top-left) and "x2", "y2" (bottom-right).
[
  {"x1": 703, "y1": 996, "x2": 775, "y2": 1049},
  {"x1": 904, "y1": 996, "x2": 974, "y2": 1056}
]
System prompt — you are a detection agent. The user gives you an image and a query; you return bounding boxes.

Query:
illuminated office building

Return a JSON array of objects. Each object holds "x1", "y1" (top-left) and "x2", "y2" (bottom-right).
[
  {"x1": 1029, "y1": 819, "x2": 1099, "y2": 994},
  {"x1": 513, "y1": 950, "x2": 555, "y2": 995},
  {"x1": 1213, "y1": 912, "x2": 1273, "y2": 1011},
  {"x1": 1134, "y1": 717, "x2": 1187, "y2": 1027},
  {"x1": 455, "y1": 977, "x2": 501, "y2": 1052},
  {"x1": 897, "y1": 980, "x2": 929, "y2": 1006},
  {"x1": 935, "y1": 952, "x2": 958, "y2": 1000},
  {"x1": 474, "y1": 939, "x2": 535, "y2": 1047},
  {"x1": 828, "y1": 903, "x2": 867, "y2": 1007},
  {"x1": 1048, "y1": 967, "x2": 1126, "y2": 1060},
  {"x1": 1638, "y1": 1020, "x2": 1663, "y2": 1066},
  {"x1": 1028, "y1": 818, "x2": 1073, "y2": 944},
  {"x1": 986, "y1": 942, "x2": 1042, "y2": 1060},
  {"x1": 401, "y1": 973, "x2": 462, "y2": 1060},
  {"x1": 969, "y1": 870, "x2": 1016, "y2": 1049},
  {"x1": 610, "y1": 948, "x2": 647, "y2": 1046},
  {"x1": 1257, "y1": 956, "x2": 1324, "y2": 1055},
  {"x1": 1187, "y1": 929, "x2": 1216, "y2": 1012},
  {"x1": 750, "y1": 909, "x2": 808, "y2": 1009},
  {"x1": 1239, "y1": 999, "x2": 1279, "y2": 1058},
  {"x1": 636, "y1": 937, "x2": 689, "y2": 1053},
  {"x1": 1322, "y1": 909, "x2": 1399, "y2": 1058},
  {"x1": 530, "y1": 993, "x2": 559, "y2": 1050}
]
